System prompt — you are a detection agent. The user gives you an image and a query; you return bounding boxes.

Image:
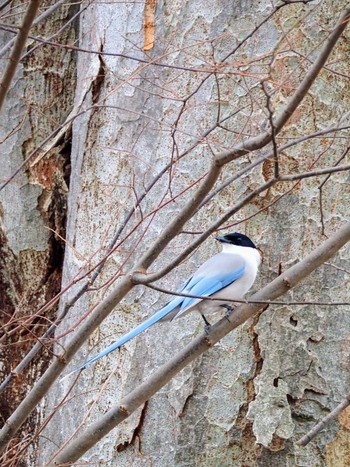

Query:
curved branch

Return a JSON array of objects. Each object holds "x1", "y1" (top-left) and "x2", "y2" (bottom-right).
[{"x1": 132, "y1": 179, "x2": 276, "y2": 284}]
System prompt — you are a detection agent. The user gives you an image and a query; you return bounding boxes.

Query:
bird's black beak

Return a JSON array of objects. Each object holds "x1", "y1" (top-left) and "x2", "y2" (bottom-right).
[{"x1": 216, "y1": 236, "x2": 230, "y2": 244}]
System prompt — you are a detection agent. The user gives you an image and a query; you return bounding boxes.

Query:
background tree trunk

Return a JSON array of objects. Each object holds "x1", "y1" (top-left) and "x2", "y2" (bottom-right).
[
  {"x1": 1, "y1": 0, "x2": 350, "y2": 465},
  {"x1": 0, "y1": 0, "x2": 75, "y2": 461}
]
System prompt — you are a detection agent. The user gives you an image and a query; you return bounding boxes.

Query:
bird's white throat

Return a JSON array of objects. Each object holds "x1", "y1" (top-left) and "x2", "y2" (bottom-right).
[{"x1": 221, "y1": 243, "x2": 261, "y2": 266}]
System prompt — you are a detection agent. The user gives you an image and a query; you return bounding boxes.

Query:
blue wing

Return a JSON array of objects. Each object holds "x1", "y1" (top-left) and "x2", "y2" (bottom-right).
[
  {"x1": 66, "y1": 253, "x2": 245, "y2": 375},
  {"x1": 174, "y1": 259, "x2": 245, "y2": 318}
]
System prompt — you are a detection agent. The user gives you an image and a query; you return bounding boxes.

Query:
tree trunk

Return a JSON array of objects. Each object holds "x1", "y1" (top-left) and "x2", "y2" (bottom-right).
[
  {"x1": 0, "y1": 0, "x2": 75, "y2": 461},
  {"x1": 1, "y1": 0, "x2": 350, "y2": 465}
]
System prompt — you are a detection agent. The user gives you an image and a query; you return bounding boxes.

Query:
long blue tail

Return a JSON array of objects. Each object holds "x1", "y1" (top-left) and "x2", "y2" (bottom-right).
[{"x1": 67, "y1": 297, "x2": 183, "y2": 376}]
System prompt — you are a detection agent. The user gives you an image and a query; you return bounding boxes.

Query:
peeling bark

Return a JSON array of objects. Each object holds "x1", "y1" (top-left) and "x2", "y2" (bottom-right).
[
  {"x1": 1, "y1": 0, "x2": 350, "y2": 465},
  {"x1": 0, "y1": 0, "x2": 76, "y2": 463}
]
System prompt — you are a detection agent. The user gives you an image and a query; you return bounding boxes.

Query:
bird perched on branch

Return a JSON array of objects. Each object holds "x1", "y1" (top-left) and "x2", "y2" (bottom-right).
[{"x1": 68, "y1": 232, "x2": 261, "y2": 375}]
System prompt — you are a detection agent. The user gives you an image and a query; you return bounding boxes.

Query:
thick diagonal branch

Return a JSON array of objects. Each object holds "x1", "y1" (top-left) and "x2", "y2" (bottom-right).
[{"x1": 49, "y1": 221, "x2": 350, "y2": 465}]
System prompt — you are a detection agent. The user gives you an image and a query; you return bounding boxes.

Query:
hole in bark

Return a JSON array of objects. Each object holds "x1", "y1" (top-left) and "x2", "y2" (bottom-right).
[{"x1": 290, "y1": 316, "x2": 298, "y2": 327}]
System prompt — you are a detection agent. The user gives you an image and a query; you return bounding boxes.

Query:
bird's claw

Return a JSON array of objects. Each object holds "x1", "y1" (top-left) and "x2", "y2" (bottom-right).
[
  {"x1": 201, "y1": 314, "x2": 211, "y2": 333},
  {"x1": 221, "y1": 304, "x2": 235, "y2": 319}
]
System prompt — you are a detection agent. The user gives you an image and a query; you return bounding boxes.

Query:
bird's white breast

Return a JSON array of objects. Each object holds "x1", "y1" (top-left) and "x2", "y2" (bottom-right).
[{"x1": 197, "y1": 244, "x2": 261, "y2": 315}]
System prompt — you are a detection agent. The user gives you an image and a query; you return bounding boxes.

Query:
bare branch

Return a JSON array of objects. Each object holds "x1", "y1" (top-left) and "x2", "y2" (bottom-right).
[
  {"x1": 262, "y1": 79, "x2": 279, "y2": 178},
  {"x1": 21, "y1": 1, "x2": 92, "y2": 61},
  {"x1": 132, "y1": 179, "x2": 276, "y2": 284},
  {"x1": 133, "y1": 160, "x2": 350, "y2": 286},
  {"x1": 198, "y1": 120, "x2": 350, "y2": 211},
  {"x1": 278, "y1": 163, "x2": 350, "y2": 181},
  {"x1": 145, "y1": 282, "x2": 350, "y2": 307}
]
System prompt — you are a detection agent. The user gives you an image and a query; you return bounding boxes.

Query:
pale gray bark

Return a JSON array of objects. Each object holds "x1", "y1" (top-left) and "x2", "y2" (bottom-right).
[{"x1": 41, "y1": 2, "x2": 350, "y2": 466}]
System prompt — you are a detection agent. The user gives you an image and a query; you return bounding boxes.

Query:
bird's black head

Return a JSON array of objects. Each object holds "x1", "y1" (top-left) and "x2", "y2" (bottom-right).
[{"x1": 216, "y1": 232, "x2": 257, "y2": 249}]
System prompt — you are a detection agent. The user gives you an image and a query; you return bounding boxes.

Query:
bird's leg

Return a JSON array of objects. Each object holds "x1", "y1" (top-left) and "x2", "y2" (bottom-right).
[
  {"x1": 221, "y1": 304, "x2": 235, "y2": 320},
  {"x1": 201, "y1": 314, "x2": 211, "y2": 334}
]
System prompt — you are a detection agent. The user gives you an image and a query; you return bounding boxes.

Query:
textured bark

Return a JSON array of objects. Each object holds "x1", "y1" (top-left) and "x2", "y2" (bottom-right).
[
  {"x1": 40, "y1": 1, "x2": 350, "y2": 466},
  {"x1": 1, "y1": 0, "x2": 350, "y2": 466},
  {"x1": 0, "y1": 0, "x2": 76, "y2": 463}
]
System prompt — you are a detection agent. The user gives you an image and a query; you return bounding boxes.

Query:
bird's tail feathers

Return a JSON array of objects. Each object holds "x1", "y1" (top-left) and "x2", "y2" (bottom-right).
[{"x1": 61, "y1": 298, "x2": 182, "y2": 380}]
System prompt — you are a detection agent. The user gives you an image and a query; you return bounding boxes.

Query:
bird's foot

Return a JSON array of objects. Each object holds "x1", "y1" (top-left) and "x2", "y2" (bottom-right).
[
  {"x1": 221, "y1": 304, "x2": 235, "y2": 320},
  {"x1": 201, "y1": 314, "x2": 211, "y2": 334}
]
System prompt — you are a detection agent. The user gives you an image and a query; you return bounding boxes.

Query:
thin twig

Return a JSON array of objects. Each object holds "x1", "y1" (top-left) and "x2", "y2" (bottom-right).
[
  {"x1": 278, "y1": 163, "x2": 350, "y2": 181},
  {"x1": 145, "y1": 282, "x2": 350, "y2": 306},
  {"x1": 21, "y1": 0, "x2": 91, "y2": 60},
  {"x1": 262, "y1": 80, "x2": 279, "y2": 178},
  {"x1": 296, "y1": 394, "x2": 350, "y2": 446}
]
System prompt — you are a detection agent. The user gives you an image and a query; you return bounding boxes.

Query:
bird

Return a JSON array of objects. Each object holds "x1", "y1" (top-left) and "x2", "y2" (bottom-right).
[{"x1": 68, "y1": 232, "x2": 261, "y2": 375}]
